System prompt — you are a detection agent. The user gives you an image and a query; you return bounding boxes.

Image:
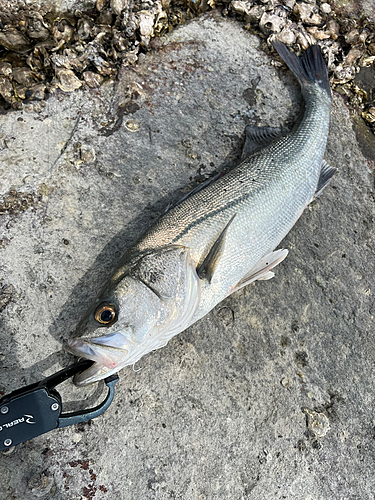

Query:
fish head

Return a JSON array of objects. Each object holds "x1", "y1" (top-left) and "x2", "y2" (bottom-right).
[{"x1": 67, "y1": 246, "x2": 200, "y2": 385}]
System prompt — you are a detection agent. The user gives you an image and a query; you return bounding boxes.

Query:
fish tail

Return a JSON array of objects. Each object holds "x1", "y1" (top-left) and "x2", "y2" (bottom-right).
[{"x1": 272, "y1": 41, "x2": 331, "y2": 98}]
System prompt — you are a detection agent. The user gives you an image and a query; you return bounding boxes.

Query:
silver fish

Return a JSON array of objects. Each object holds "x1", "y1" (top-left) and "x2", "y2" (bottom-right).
[{"x1": 67, "y1": 42, "x2": 335, "y2": 385}]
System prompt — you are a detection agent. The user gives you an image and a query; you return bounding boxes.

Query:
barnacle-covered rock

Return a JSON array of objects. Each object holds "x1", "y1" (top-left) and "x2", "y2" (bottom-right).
[
  {"x1": 344, "y1": 29, "x2": 360, "y2": 44},
  {"x1": 259, "y1": 12, "x2": 285, "y2": 34},
  {"x1": 154, "y1": 11, "x2": 169, "y2": 37},
  {"x1": 0, "y1": 28, "x2": 31, "y2": 53},
  {"x1": 0, "y1": 76, "x2": 13, "y2": 103},
  {"x1": 52, "y1": 20, "x2": 74, "y2": 50},
  {"x1": 111, "y1": 0, "x2": 127, "y2": 16},
  {"x1": 122, "y1": 47, "x2": 139, "y2": 65},
  {"x1": 325, "y1": 19, "x2": 340, "y2": 40},
  {"x1": 320, "y1": 3, "x2": 331, "y2": 14},
  {"x1": 83, "y1": 71, "x2": 104, "y2": 88},
  {"x1": 247, "y1": 5, "x2": 265, "y2": 22},
  {"x1": 26, "y1": 13, "x2": 50, "y2": 41},
  {"x1": 362, "y1": 108, "x2": 375, "y2": 124},
  {"x1": 57, "y1": 69, "x2": 82, "y2": 92},
  {"x1": 332, "y1": 64, "x2": 356, "y2": 82},
  {"x1": 96, "y1": 0, "x2": 109, "y2": 12},
  {"x1": 296, "y1": 27, "x2": 314, "y2": 50},
  {"x1": 12, "y1": 67, "x2": 36, "y2": 86},
  {"x1": 0, "y1": 63, "x2": 12, "y2": 76},
  {"x1": 113, "y1": 31, "x2": 129, "y2": 51},
  {"x1": 276, "y1": 27, "x2": 297, "y2": 45},
  {"x1": 284, "y1": 0, "x2": 296, "y2": 9},
  {"x1": 360, "y1": 55, "x2": 375, "y2": 67},
  {"x1": 76, "y1": 18, "x2": 94, "y2": 41},
  {"x1": 98, "y1": 9, "x2": 114, "y2": 25},
  {"x1": 294, "y1": 3, "x2": 322, "y2": 26},
  {"x1": 306, "y1": 26, "x2": 331, "y2": 40},
  {"x1": 138, "y1": 10, "x2": 156, "y2": 46},
  {"x1": 27, "y1": 84, "x2": 46, "y2": 101},
  {"x1": 345, "y1": 45, "x2": 365, "y2": 66},
  {"x1": 230, "y1": 1, "x2": 253, "y2": 18},
  {"x1": 16, "y1": 83, "x2": 45, "y2": 101}
]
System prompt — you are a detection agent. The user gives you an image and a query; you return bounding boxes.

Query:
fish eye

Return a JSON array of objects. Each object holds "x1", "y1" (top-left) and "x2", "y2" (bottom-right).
[{"x1": 94, "y1": 304, "x2": 117, "y2": 325}]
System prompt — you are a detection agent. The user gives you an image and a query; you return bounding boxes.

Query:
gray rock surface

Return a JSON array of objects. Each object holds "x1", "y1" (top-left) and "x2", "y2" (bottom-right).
[{"x1": 1, "y1": 11, "x2": 375, "y2": 500}]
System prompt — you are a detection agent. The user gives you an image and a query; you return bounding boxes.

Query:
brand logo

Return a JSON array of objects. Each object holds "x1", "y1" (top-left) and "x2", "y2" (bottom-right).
[{"x1": 0, "y1": 414, "x2": 36, "y2": 432}]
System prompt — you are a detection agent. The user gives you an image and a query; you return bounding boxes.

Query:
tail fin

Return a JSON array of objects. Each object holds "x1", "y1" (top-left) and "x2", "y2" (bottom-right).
[{"x1": 272, "y1": 41, "x2": 331, "y2": 97}]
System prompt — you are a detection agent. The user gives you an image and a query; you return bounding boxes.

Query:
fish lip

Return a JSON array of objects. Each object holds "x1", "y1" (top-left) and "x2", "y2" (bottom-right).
[{"x1": 66, "y1": 332, "x2": 128, "y2": 369}]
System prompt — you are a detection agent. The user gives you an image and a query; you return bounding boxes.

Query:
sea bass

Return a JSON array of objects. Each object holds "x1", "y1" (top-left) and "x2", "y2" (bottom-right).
[{"x1": 68, "y1": 41, "x2": 335, "y2": 385}]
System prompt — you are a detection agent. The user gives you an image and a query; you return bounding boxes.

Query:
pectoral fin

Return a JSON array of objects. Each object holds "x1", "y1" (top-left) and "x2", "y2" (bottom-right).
[
  {"x1": 197, "y1": 214, "x2": 236, "y2": 283},
  {"x1": 230, "y1": 249, "x2": 288, "y2": 294}
]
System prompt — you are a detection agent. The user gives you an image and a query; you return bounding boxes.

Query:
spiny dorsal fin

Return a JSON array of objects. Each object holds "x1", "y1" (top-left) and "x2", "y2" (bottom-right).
[
  {"x1": 197, "y1": 214, "x2": 236, "y2": 283},
  {"x1": 242, "y1": 125, "x2": 284, "y2": 160},
  {"x1": 165, "y1": 173, "x2": 224, "y2": 213}
]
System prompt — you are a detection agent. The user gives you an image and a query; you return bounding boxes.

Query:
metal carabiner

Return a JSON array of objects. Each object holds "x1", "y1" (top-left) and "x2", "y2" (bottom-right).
[{"x1": 0, "y1": 360, "x2": 119, "y2": 451}]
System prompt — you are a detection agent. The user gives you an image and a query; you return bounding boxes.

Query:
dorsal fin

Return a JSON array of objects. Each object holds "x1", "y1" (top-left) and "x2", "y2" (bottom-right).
[
  {"x1": 242, "y1": 125, "x2": 284, "y2": 159},
  {"x1": 197, "y1": 214, "x2": 236, "y2": 283},
  {"x1": 165, "y1": 173, "x2": 224, "y2": 213}
]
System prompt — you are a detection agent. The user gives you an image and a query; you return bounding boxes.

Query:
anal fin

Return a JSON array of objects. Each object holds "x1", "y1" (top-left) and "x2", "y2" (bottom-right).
[
  {"x1": 314, "y1": 160, "x2": 337, "y2": 199},
  {"x1": 242, "y1": 125, "x2": 284, "y2": 160},
  {"x1": 197, "y1": 214, "x2": 236, "y2": 283},
  {"x1": 230, "y1": 249, "x2": 288, "y2": 295}
]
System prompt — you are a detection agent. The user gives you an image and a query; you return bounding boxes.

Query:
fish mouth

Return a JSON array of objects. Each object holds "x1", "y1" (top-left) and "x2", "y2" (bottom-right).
[{"x1": 66, "y1": 331, "x2": 129, "y2": 370}]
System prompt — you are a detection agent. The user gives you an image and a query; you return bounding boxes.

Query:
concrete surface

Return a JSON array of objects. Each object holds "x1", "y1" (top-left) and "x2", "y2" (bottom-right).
[{"x1": 1, "y1": 11, "x2": 375, "y2": 500}]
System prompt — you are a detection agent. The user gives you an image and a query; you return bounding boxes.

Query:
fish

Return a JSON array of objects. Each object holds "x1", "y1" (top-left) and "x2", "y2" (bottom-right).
[{"x1": 67, "y1": 41, "x2": 335, "y2": 386}]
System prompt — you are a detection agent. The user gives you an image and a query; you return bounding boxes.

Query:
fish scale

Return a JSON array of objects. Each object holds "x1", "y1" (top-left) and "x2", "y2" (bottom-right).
[
  {"x1": 134, "y1": 94, "x2": 331, "y2": 318},
  {"x1": 67, "y1": 42, "x2": 335, "y2": 385}
]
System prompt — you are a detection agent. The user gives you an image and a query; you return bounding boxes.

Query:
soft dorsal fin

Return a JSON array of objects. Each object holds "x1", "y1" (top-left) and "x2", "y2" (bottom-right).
[
  {"x1": 197, "y1": 214, "x2": 236, "y2": 283},
  {"x1": 241, "y1": 125, "x2": 284, "y2": 160}
]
